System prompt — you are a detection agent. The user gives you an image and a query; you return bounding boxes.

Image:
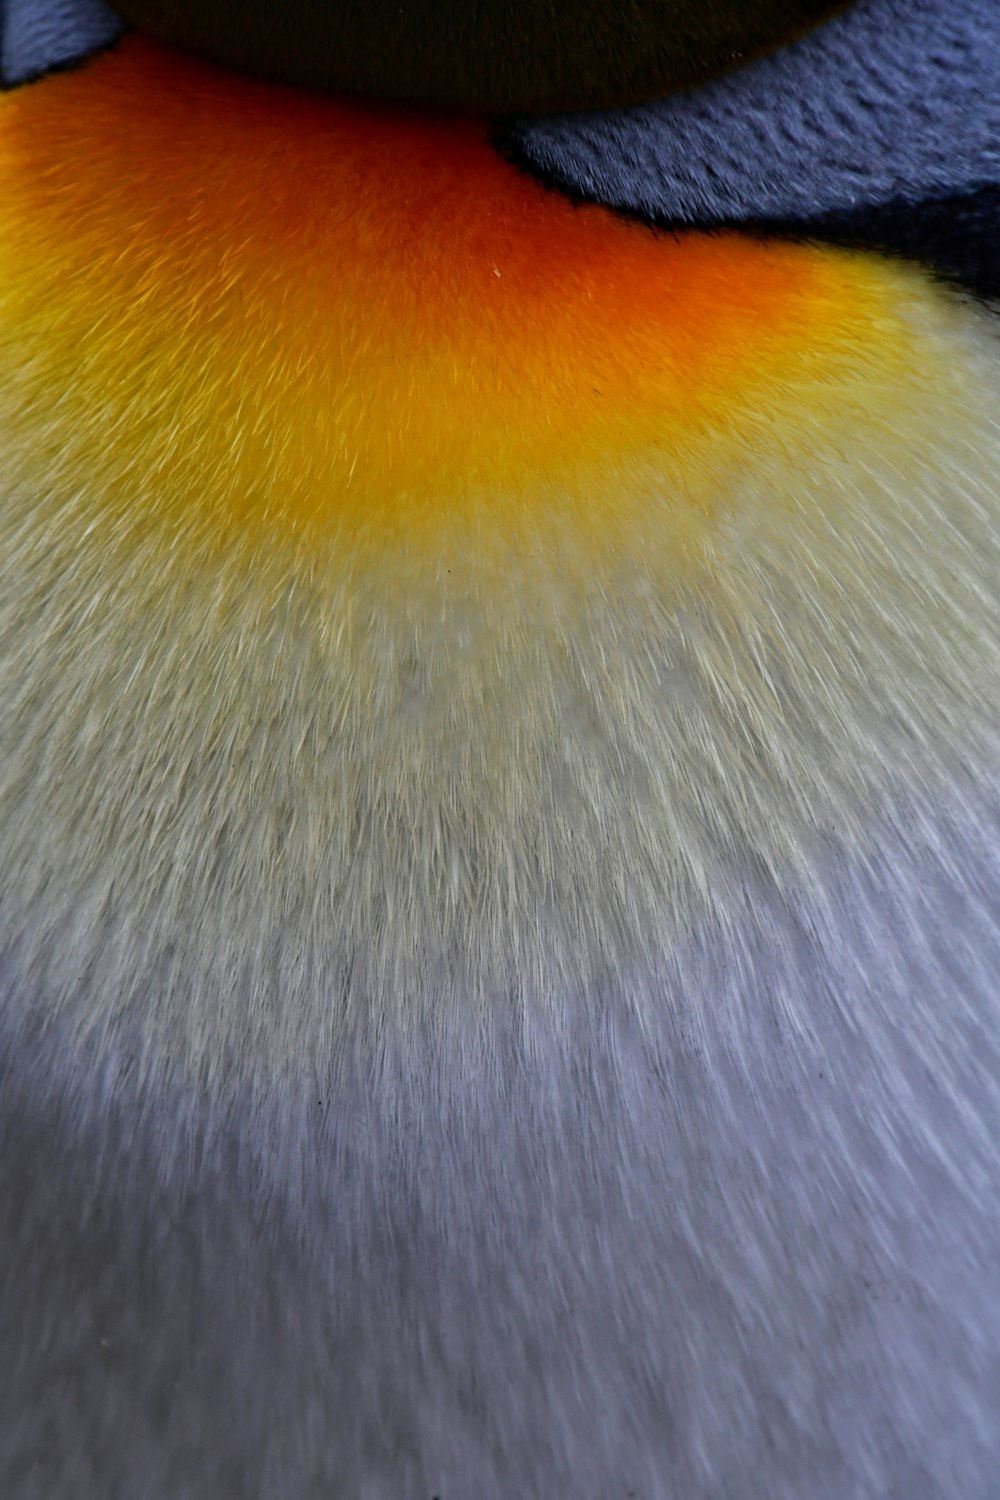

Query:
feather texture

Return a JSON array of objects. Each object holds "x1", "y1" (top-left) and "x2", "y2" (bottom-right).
[
  {"x1": 2, "y1": 21, "x2": 1000, "y2": 1500},
  {"x1": 508, "y1": 0, "x2": 1000, "y2": 295}
]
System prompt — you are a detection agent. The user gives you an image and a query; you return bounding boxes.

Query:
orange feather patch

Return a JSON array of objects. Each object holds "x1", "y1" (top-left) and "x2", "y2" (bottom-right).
[{"x1": 0, "y1": 37, "x2": 907, "y2": 571}]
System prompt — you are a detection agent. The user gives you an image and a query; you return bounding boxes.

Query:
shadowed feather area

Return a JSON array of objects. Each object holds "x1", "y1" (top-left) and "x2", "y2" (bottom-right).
[{"x1": 107, "y1": 0, "x2": 844, "y2": 113}]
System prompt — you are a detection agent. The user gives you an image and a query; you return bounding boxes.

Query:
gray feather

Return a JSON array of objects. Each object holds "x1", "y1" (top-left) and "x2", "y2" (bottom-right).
[{"x1": 1, "y1": 0, "x2": 120, "y2": 88}]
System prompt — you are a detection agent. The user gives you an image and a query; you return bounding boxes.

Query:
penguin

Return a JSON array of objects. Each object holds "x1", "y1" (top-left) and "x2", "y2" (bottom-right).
[{"x1": 1, "y1": 2, "x2": 998, "y2": 1496}]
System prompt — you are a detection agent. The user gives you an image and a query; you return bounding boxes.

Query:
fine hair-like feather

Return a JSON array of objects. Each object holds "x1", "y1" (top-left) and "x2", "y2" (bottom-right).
[{"x1": 2, "y1": 6, "x2": 1000, "y2": 1497}]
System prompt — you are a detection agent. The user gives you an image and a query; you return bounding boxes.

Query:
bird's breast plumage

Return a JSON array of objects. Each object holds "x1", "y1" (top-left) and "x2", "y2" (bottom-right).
[{"x1": 2, "y1": 8, "x2": 999, "y2": 1497}]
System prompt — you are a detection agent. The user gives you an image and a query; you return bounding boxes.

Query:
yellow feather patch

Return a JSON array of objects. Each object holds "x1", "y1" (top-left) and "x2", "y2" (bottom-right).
[
  {"x1": 1, "y1": 39, "x2": 999, "y2": 1076},
  {"x1": 0, "y1": 36, "x2": 918, "y2": 568}
]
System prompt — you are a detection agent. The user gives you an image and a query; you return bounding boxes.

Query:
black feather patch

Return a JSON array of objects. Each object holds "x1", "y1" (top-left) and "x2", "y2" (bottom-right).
[
  {"x1": 107, "y1": 0, "x2": 845, "y2": 113},
  {"x1": 782, "y1": 186, "x2": 1000, "y2": 301}
]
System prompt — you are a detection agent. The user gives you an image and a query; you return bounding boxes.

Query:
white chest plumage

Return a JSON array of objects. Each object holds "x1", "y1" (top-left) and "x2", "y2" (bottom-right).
[{"x1": 2, "y1": 2, "x2": 999, "y2": 1496}]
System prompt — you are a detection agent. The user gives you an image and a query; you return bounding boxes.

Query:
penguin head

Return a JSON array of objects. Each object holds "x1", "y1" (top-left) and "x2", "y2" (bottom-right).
[{"x1": 102, "y1": 0, "x2": 845, "y2": 111}]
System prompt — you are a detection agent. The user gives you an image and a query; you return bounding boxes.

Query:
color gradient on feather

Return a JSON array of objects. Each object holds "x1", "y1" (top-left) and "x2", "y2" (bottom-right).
[
  {"x1": 2, "y1": 38, "x2": 999, "y2": 1076},
  {"x1": 2, "y1": 1, "x2": 1000, "y2": 1493},
  {"x1": 0, "y1": 37, "x2": 914, "y2": 557}
]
